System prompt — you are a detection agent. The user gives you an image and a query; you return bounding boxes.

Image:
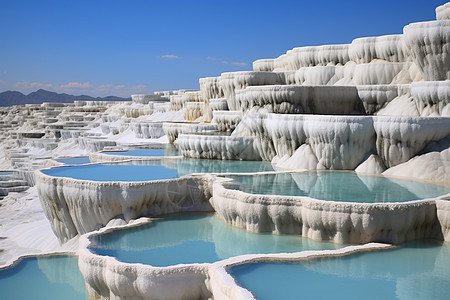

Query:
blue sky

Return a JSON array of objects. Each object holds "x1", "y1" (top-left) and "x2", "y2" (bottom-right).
[{"x1": 0, "y1": 0, "x2": 447, "y2": 97}]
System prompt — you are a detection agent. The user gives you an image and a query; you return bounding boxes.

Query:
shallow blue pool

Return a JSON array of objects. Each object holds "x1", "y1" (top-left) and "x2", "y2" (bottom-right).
[
  {"x1": 103, "y1": 147, "x2": 179, "y2": 157},
  {"x1": 0, "y1": 255, "x2": 88, "y2": 300},
  {"x1": 89, "y1": 213, "x2": 343, "y2": 267},
  {"x1": 227, "y1": 172, "x2": 450, "y2": 203},
  {"x1": 42, "y1": 164, "x2": 179, "y2": 181},
  {"x1": 0, "y1": 171, "x2": 14, "y2": 175},
  {"x1": 42, "y1": 159, "x2": 274, "y2": 181},
  {"x1": 175, "y1": 159, "x2": 274, "y2": 176},
  {"x1": 56, "y1": 156, "x2": 91, "y2": 165},
  {"x1": 229, "y1": 241, "x2": 450, "y2": 300}
]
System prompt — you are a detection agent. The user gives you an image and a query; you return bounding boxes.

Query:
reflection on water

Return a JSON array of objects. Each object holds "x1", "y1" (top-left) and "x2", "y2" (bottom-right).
[
  {"x1": 44, "y1": 158, "x2": 274, "y2": 181},
  {"x1": 103, "y1": 146, "x2": 179, "y2": 157},
  {"x1": 42, "y1": 164, "x2": 179, "y2": 181},
  {"x1": 173, "y1": 159, "x2": 274, "y2": 176},
  {"x1": 0, "y1": 255, "x2": 88, "y2": 300},
  {"x1": 55, "y1": 156, "x2": 91, "y2": 165},
  {"x1": 90, "y1": 213, "x2": 343, "y2": 267},
  {"x1": 230, "y1": 241, "x2": 450, "y2": 300},
  {"x1": 0, "y1": 171, "x2": 14, "y2": 175},
  {"x1": 227, "y1": 172, "x2": 450, "y2": 203}
]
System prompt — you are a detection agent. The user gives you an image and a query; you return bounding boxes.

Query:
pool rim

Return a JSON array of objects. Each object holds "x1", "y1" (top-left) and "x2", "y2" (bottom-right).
[{"x1": 78, "y1": 216, "x2": 394, "y2": 299}]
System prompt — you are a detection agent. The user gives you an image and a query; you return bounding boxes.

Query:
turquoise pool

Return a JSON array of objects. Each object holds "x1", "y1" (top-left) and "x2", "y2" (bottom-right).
[
  {"x1": 103, "y1": 146, "x2": 179, "y2": 157},
  {"x1": 56, "y1": 156, "x2": 91, "y2": 165},
  {"x1": 230, "y1": 240, "x2": 450, "y2": 300},
  {"x1": 42, "y1": 159, "x2": 274, "y2": 181},
  {"x1": 0, "y1": 255, "x2": 88, "y2": 300},
  {"x1": 42, "y1": 164, "x2": 179, "y2": 181},
  {"x1": 0, "y1": 171, "x2": 14, "y2": 175},
  {"x1": 226, "y1": 172, "x2": 450, "y2": 203},
  {"x1": 175, "y1": 159, "x2": 274, "y2": 176},
  {"x1": 89, "y1": 213, "x2": 343, "y2": 267}
]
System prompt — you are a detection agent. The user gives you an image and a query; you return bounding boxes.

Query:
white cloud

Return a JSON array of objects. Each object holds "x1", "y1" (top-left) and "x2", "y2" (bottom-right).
[
  {"x1": 207, "y1": 56, "x2": 227, "y2": 64},
  {"x1": 13, "y1": 81, "x2": 53, "y2": 90},
  {"x1": 159, "y1": 54, "x2": 179, "y2": 59},
  {"x1": 60, "y1": 82, "x2": 93, "y2": 89},
  {"x1": 207, "y1": 56, "x2": 247, "y2": 66}
]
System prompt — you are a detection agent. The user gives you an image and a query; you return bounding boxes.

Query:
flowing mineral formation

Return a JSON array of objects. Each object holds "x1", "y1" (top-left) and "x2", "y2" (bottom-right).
[{"x1": 0, "y1": 2, "x2": 449, "y2": 299}]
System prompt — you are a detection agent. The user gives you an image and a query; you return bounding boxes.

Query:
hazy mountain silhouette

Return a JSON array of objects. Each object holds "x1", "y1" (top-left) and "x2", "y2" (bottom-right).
[{"x1": 0, "y1": 89, "x2": 130, "y2": 106}]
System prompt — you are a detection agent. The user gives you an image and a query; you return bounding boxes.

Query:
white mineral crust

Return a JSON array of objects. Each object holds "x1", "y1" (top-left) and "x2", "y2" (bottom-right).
[
  {"x1": 404, "y1": 20, "x2": 450, "y2": 81},
  {"x1": 437, "y1": 2, "x2": 450, "y2": 20}
]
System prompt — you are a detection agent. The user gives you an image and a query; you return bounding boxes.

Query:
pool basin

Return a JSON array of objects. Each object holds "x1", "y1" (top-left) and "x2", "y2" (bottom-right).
[
  {"x1": 211, "y1": 173, "x2": 450, "y2": 244},
  {"x1": 229, "y1": 240, "x2": 450, "y2": 300},
  {"x1": 226, "y1": 171, "x2": 450, "y2": 203},
  {"x1": 41, "y1": 164, "x2": 179, "y2": 182},
  {"x1": 89, "y1": 212, "x2": 343, "y2": 267},
  {"x1": 102, "y1": 146, "x2": 179, "y2": 157},
  {"x1": 0, "y1": 255, "x2": 88, "y2": 300},
  {"x1": 55, "y1": 156, "x2": 91, "y2": 165}
]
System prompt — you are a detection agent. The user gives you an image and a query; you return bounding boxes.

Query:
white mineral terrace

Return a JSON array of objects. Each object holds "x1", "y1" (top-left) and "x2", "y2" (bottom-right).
[
  {"x1": 35, "y1": 166, "x2": 214, "y2": 243},
  {"x1": 79, "y1": 222, "x2": 391, "y2": 299},
  {"x1": 0, "y1": 2, "x2": 449, "y2": 299}
]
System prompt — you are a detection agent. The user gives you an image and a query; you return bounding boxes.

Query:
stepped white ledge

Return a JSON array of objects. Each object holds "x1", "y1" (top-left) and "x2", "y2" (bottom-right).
[
  {"x1": 252, "y1": 58, "x2": 275, "y2": 72},
  {"x1": 162, "y1": 122, "x2": 218, "y2": 144},
  {"x1": 349, "y1": 34, "x2": 410, "y2": 63},
  {"x1": 410, "y1": 80, "x2": 450, "y2": 117},
  {"x1": 131, "y1": 94, "x2": 169, "y2": 105},
  {"x1": 356, "y1": 85, "x2": 400, "y2": 115},
  {"x1": 178, "y1": 134, "x2": 260, "y2": 160},
  {"x1": 238, "y1": 113, "x2": 375, "y2": 168},
  {"x1": 210, "y1": 98, "x2": 229, "y2": 111},
  {"x1": 199, "y1": 77, "x2": 224, "y2": 122},
  {"x1": 219, "y1": 71, "x2": 285, "y2": 110},
  {"x1": 295, "y1": 66, "x2": 345, "y2": 86},
  {"x1": 130, "y1": 121, "x2": 165, "y2": 139},
  {"x1": 35, "y1": 167, "x2": 214, "y2": 243},
  {"x1": 211, "y1": 176, "x2": 446, "y2": 244},
  {"x1": 273, "y1": 44, "x2": 350, "y2": 71},
  {"x1": 185, "y1": 102, "x2": 205, "y2": 121},
  {"x1": 352, "y1": 61, "x2": 421, "y2": 85},
  {"x1": 404, "y1": 20, "x2": 450, "y2": 81},
  {"x1": 235, "y1": 85, "x2": 364, "y2": 115},
  {"x1": 212, "y1": 111, "x2": 242, "y2": 132},
  {"x1": 210, "y1": 243, "x2": 392, "y2": 300},
  {"x1": 373, "y1": 116, "x2": 450, "y2": 168},
  {"x1": 436, "y1": 2, "x2": 450, "y2": 20},
  {"x1": 78, "y1": 217, "x2": 391, "y2": 299},
  {"x1": 382, "y1": 134, "x2": 450, "y2": 185},
  {"x1": 79, "y1": 229, "x2": 211, "y2": 299},
  {"x1": 169, "y1": 94, "x2": 185, "y2": 111},
  {"x1": 236, "y1": 113, "x2": 450, "y2": 170}
]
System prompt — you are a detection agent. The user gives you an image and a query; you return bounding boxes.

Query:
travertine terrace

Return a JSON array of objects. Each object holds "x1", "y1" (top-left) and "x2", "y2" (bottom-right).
[{"x1": 0, "y1": 2, "x2": 449, "y2": 299}]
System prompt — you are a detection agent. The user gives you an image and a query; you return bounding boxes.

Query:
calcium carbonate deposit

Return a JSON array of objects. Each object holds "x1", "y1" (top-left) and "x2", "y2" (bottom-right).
[{"x1": 0, "y1": 2, "x2": 449, "y2": 299}]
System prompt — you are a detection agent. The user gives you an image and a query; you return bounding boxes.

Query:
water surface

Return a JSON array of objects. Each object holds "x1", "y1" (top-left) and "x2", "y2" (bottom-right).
[
  {"x1": 56, "y1": 156, "x2": 91, "y2": 165},
  {"x1": 43, "y1": 159, "x2": 274, "y2": 181},
  {"x1": 0, "y1": 255, "x2": 88, "y2": 300},
  {"x1": 90, "y1": 213, "x2": 342, "y2": 267},
  {"x1": 227, "y1": 172, "x2": 450, "y2": 203},
  {"x1": 230, "y1": 241, "x2": 450, "y2": 300},
  {"x1": 175, "y1": 159, "x2": 273, "y2": 176},
  {"x1": 42, "y1": 164, "x2": 179, "y2": 181},
  {"x1": 103, "y1": 147, "x2": 179, "y2": 157},
  {"x1": 0, "y1": 171, "x2": 14, "y2": 175}
]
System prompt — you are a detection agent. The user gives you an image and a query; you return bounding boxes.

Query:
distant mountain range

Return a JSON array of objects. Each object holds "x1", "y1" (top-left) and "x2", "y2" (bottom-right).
[{"x1": 0, "y1": 89, "x2": 131, "y2": 106}]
